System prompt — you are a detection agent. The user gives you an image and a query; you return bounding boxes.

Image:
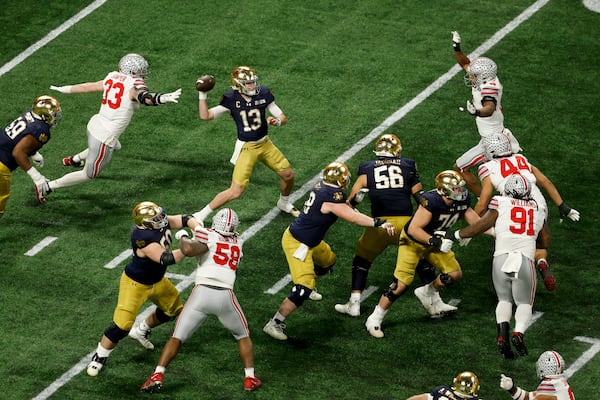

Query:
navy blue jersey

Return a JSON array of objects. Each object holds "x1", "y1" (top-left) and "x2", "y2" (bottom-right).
[
  {"x1": 430, "y1": 385, "x2": 480, "y2": 400},
  {"x1": 404, "y1": 189, "x2": 471, "y2": 245},
  {"x1": 0, "y1": 110, "x2": 51, "y2": 171},
  {"x1": 358, "y1": 156, "x2": 420, "y2": 217},
  {"x1": 219, "y1": 87, "x2": 275, "y2": 142},
  {"x1": 125, "y1": 225, "x2": 173, "y2": 285},
  {"x1": 289, "y1": 181, "x2": 347, "y2": 247}
]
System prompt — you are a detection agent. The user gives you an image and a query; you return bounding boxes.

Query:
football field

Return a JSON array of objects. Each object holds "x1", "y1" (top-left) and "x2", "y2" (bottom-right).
[{"x1": 1, "y1": 1, "x2": 599, "y2": 399}]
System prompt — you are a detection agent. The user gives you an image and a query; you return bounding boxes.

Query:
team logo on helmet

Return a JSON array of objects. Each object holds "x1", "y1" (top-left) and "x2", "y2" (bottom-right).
[
  {"x1": 374, "y1": 133, "x2": 402, "y2": 157},
  {"x1": 323, "y1": 161, "x2": 351, "y2": 189},
  {"x1": 231, "y1": 66, "x2": 259, "y2": 96},
  {"x1": 452, "y1": 371, "x2": 479, "y2": 397},
  {"x1": 32, "y1": 95, "x2": 62, "y2": 127},
  {"x1": 132, "y1": 201, "x2": 168, "y2": 230},
  {"x1": 211, "y1": 208, "x2": 240, "y2": 236},
  {"x1": 435, "y1": 170, "x2": 468, "y2": 201}
]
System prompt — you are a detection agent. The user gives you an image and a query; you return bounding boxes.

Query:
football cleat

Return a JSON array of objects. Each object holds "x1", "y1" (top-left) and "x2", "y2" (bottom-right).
[
  {"x1": 309, "y1": 289, "x2": 323, "y2": 301},
  {"x1": 431, "y1": 291, "x2": 458, "y2": 316},
  {"x1": 62, "y1": 155, "x2": 84, "y2": 168},
  {"x1": 140, "y1": 372, "x2": 163, "y2": 393},
  {"x1": 277, "y1": 199, "x2": 300, "y2": 217},
  {"x1": 129, "y1": 324, "x2": 154, "y2": 350},
  {"x1": 334, "y1": 301, "x2": 360, "y2": 317},
  {"x1": 244, "y1": 376, "x2": 263, "y2": 391},
  {"x1": 365, "y1": 314, "x2": 384, "y2": 338},
  {"x1": 263, "y1": 319, "x2": 288, "y2": 340},
  {"x1": 511, "y1": 332, "x2": 528, "y2": 356},
  {"x1": 537, "y1": 259, "x2": 556, "y2": 292},
  {"x1": 497, "y1": 336, "x2": 515, "y2": 360},
  {"x1": 86, "y1": 352, "x2": 107, "y2": 377},
  {"x1": 414, "y1": 286, "x2": 436, "y2": 316}
]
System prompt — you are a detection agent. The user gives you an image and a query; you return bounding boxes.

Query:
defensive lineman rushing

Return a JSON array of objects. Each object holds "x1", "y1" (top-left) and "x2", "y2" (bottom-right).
[
  {"x1": 475, "y1": 132, "x2": 580, "y2": 291},
  {"x1": 193, "y1": 66, "x2": 299, "y2": 224},
  {"x1": 43, "y1": 53, "x2": 181, "y2": 201},
  {"x1": 451, "y1": 31, "x2": 521, "y2": 196},
  {"x1": 0, "y1": 95, "x2": 61, "y2": 214},
  {"x1": 263, "y1": 161, "x2": 395, "y2": 341},
  {"x1": 447, "y1": 174, "x2": 545, "y2": 359},
  {"x1": 140, "y1": 209, "x2": 261, "y2": 393},
  {"x1": 335, "y1": 133, "x2": 449, "y2": 317},
  {"x1": 365, "y1": 170, "x2": 482, "y2": 338}
]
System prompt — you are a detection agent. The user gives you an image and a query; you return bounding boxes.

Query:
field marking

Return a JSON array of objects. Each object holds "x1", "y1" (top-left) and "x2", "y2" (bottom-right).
[
  {"x1": 32, "y1": 1, "x2": 551, "y2": 398},
  {"x1": 103, "y1": 249, "x2": 132, "y2": 269},
  {"x1": 24, "y1": 236, "x2": 58, "y2": 256},
  {"x1": 565, "y1": 336, "x2": 600, "y2": 379}
]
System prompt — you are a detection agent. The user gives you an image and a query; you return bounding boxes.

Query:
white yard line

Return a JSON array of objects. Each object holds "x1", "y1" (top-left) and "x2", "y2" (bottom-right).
[
  {"x1": 29, "y1": 1, "x2": 552, "y2": 398},
  {"x1": 24, "y1": 236, "x2": 58, "y2": 256}
]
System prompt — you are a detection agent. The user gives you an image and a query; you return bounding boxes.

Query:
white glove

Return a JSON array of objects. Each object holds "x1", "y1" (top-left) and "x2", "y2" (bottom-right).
[
  {"x1": 500, "y1": 374, "x2": 514, "y2": 391},
  {"x1": 159, "y1": 88, "x2": 182, "y2": 104},
  {"x1": 381, "y1": 222, "x2": 396, "y2": 236},
  {"x1": 452, "y1": 31, "x2": 461, "y2": 44},
  {"x1": 466, "y1": 100, "x2": 477, "y2": 115},
  {"x1": 351, "y1": 188, "x2": 369, "y2": 206},
  {"x1": 558, "y1": 203, "x2": 580, "y2": 222},
  {"x1": 175, "y1": 229, "x2": 189, "y2": 240},
  {"x1": 434, "y1": 231, "x2": 453, "y2": 253},
  {"x1": 49, "y1": 85, "x2": 73, "y2": 93},
  {"x1": 27, "y1": 167, "x2": 50, "y2": 203},
  {"x1": 31, "y1": 152, "x2": 44, "y2": 168}
]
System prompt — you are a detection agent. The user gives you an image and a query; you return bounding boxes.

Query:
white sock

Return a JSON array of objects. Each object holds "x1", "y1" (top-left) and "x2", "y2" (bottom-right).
[
  {"x1": 373, "y1": 305, "x2": 388, "y2": 319},
  {"x1": 155, "y1": 365, "x2": 166, "y2": 374},
  {"x1": 195, "y1": 205, "x2": 213, "y2": 221},
  {"x1": 96, "y1": 343, "x2": 113, "y2": 358},
  {"x1": 139, "y1": 320, "x2": 150, "y2": 332},
  {"x1": 350, "y1": 292, "x2": 361, "y2": 303},
  {"x1": 279, "y1": 195, "x2": 290, "y2": 203},
  {"x1": 244, "y1": 367, "x2": 254, "y2": 378},
  {"x1": 274, "y1": 312, "x2": 286, "y2": 323},
  {"x1": 514, "y1": 304, "x2": 533, "y2": 333}
]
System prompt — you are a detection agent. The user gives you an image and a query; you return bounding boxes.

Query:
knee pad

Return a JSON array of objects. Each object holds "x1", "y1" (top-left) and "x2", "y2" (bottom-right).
[
  {"x1": 287, "y1": 284, "x2": 312, "y2": 307},
  {"x1": 104, "y1": 323, "x2": 129, "y2": 344},
  {"x1": 314, "y1": 261, "x2": 335, "y2": 276},
  {"x1": 155, "y1": 307, "x2": 177, "y2": 323},
  {"x1": 439, "y1": 273, "x2": 454, "y2": 286},
  {"x1": 415, "y1": 260, "x2": 436, "y2": 285},
  {"x1": 383, "y1": 279, "x2": 401, "y2": 303}
]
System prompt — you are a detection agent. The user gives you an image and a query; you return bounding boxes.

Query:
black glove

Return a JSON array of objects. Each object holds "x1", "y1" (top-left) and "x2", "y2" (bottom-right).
[
  {"x1": 428, "y1": 235, "x2": 442, "y2": 248},
  {"x1": 373, "y1": 218, "x2": 387, "y2": 227}
]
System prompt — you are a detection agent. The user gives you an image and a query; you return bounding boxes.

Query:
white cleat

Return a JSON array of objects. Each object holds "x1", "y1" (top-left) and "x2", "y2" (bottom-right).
[
  {"x1": 128, "y1": 324, "x2": 155, "y2": 350},
  {"x1": 334, "y1": 301, "x2": 360, "y2": 317},
  {"x1": 414, "y1": 286, "x2": 436, "y2": 316},
  {"x1": 263, "y1": 319, "x2": 288, "y2": 340},
  {"x1": 277, "y1": 199, "x2": 300, "y2": 217},
  {"x1": 86, "y1": 353, "x2": 107, "y2": 377},
  {"x1": 309, "y1": 289, "x2": 323, "y2": 301},
  {"x1": 431, "y1": 291, "x2": 457, "y2": 316},
  {"x1": 365, "y1": 314, "x2": 384, "y2": 338}
]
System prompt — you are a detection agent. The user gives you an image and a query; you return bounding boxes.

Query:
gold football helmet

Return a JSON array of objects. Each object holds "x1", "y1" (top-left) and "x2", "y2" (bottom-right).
[
  {"x1": 231, "y1": 66, "x2": 259, "y2": 96},
  {"x1": 435, "y1": 170, "x2": 468, "y2": 201},
  {"x1": 322, "y1": 161, "x2": 351, "y2": 189},
  {"x1": 32, "y1": 95, "x2": 62, "y2": 127},
  {"x1": 374, "y1": 133, "x2": 402, "y2": 157},
  {"x1": 452, "y1": 371, "x2": 479, "y2": 397},
  {"x1": 132, "y1": 201, "x2": 168, "y2": 230}
]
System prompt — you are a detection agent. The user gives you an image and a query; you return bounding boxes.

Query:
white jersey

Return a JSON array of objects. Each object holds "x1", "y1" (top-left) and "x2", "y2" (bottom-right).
[
  {"x1": 472, "y1": 77, "x2": 504, "y2": 137},
  {"x1": 489, "y1": 195, "x2": 545, "y2": 259},
  {"x1": 478, "y1": 154, "x2": 547, "y2": 213},
  {"x1": 193, "y1": 227, "x2": 243, "y2": 289},
  {"x1": 534, "y1": 376, "x2": 575, "y2": 400},
  {"x1": 87, "y1": 71, "x2": 145, "y2": 143}
]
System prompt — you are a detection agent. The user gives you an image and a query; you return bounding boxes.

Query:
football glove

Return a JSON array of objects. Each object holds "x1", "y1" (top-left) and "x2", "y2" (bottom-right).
[
  {"x1": 31, "y1": 152, "x2": 44, "y2": 168},
  {"x1": 430, "y1": 231, "x2": 453, "y2": 253},
  {"x1": 159, "y1": 88, "x2": 182, "y2": 104},
  {"x1": 175, "y1": 229, "x2": 189, "y2": 240},
  {"x1": 558, "y1": 202, "x2": 580, "y2": 222},
  {"x1": 465, "y1": 100, "x2": 477, "y2": 115},
  {"x1": 451, "y1": 31, "x2": 461, "y2": 50},
  {"x1": 49, "y1": 84, "x2": 73, "y2": 93},
  {"x1": 350, "y1": 188, "x2": 369, "y2": 207},
  {"x1": 27, "y1": 167, "x2": 50, "y2": 204},
  {"x1": 499, "y1": 374, "x2": 514, "y2": 391}
]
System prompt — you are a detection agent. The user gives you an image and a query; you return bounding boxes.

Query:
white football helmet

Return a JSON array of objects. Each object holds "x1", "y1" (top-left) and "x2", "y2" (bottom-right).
[
  {"x1": 132, "y1": 201, "x2": 168, "y2": 230},
  {"x1": 32, "y1": 95, "x2": 62, "y2": 127},
  {"x1": 212, "y1": 208, "x2": 239, "y2": 236},
  {"x1": 536, "y1": 350, "x2": 565, "y2": 379},
  {"x1": 452, "y1": 371, "x2": 479, "y2": 397},
  {"x1": 435, "y1": 170, "x2": 468, "y2": 201},
  {"x1": 374, "y1": 133, "x2": 402, "y2": 157},
  {"x1": 119, "y1": 53, "x2": 149, "y2": 78},
  {"x1": 466, "y1": 57, "x2": 497, "y2": 89},
  {"x1": 503, "y1": 173, "x2": 532, "y2": 200},
  {"x1": 483, "y1": 132, "x2": 512, "y2": 161},
  {"x1": 230, "y1": 66, "x2": 259, "y2": 96}
]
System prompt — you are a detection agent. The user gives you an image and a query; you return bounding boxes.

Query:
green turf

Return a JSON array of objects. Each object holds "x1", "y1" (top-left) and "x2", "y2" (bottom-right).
[{"x1": 1, "y1": 1, "x2": 598, "y2": 399}]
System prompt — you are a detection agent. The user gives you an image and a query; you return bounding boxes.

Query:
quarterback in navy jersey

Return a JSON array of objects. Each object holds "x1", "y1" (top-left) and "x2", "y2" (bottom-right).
[
  {"x1": 194, "y1": 66, "x2": 299, "y2": 225},
  {"x1": 408, "y1": 371, "x2": 481, "y2": 400},
  {"x1": 0, "y1": 95, "x2": 61, "y2": 214},
  {"x1": 86, "y1": 202, "x2": 198, "y2": 377},
  {"x1": 263, "y1": 162, "x2": 395, "y2": 341},
  {"x1": 365, "y1": 170, "x2": 482, "y2": 338},
  {"x1": 335, "y1": 134, "x2": 448, "y2": 317}
]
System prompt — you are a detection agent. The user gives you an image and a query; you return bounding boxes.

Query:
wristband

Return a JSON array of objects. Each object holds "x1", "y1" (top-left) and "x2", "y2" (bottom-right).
[
  {"x1": 453, "y1": 43, "x2": 461, "y2": 52},
  {"x1": 26, "y1": 167, "x2": 42, "y2": 181},
  {"x1": 373, "y1": 218, "x2": 385, "y2": 227},
  {"x1": 454, "y1": 231, "x2": 462, "y2": 240},
  {"x1": 273, "y1": 117, "x2": 281, "y2": 126},
  {"x1": 181, "y1": 214, "x2": 192, "y2": 227},
  {"x1": 198, "y1": 91, "x2": 207, "y2": 100}
]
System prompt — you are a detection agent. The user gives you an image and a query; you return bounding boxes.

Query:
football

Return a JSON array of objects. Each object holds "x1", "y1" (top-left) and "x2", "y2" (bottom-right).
[{"x1": 195, "y1": 75, "x2": 216, "y2": 92}]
